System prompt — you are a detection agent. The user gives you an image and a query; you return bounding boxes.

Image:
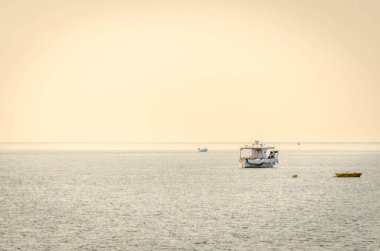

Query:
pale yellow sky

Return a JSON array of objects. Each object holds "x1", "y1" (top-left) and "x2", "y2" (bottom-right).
[{"x1": 0, "y1": 0, "x2": 379, "y2": 142}]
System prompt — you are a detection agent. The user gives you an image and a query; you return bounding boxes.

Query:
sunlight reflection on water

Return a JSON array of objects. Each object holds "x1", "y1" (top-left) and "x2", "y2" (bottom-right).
[{"x1": 0, "y1": 144, "x2": 379, "y2": 250}]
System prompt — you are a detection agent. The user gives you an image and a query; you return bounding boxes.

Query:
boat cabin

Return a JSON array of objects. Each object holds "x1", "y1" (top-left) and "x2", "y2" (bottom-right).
[{"x1": 239, "y1": 141, "x2": 278, "y2": 160}]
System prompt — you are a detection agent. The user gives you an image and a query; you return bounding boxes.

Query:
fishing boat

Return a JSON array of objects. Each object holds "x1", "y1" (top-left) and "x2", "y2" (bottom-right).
[
  {"x1": 239, "y1": 141, "x2": 279, "y2": 168},
  {"x1": 336, "y1": 172, "x2": 362, "y2": 178},
  {"x1": 198, "y1": 147, "x2": 208, "y2": 152}
]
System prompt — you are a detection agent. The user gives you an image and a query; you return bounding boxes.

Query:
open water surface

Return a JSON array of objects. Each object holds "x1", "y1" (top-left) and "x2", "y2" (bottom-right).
[{"x1": 0, "y1": 143, "x2": 380, "y2": 250}]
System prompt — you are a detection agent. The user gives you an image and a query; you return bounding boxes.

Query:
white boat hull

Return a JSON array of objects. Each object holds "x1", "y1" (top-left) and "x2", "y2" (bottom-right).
[{"x1": 240, "y1": 158, "x2": 277, "y2": 168}]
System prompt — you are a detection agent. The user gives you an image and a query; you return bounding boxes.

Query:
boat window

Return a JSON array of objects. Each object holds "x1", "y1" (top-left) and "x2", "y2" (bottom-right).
[
  {"x1": 240, "y1": 149, "x2": 251, "y2": 159},
  {"x1": 254, "y1": 149, "x2": 263, "y2": 159}
]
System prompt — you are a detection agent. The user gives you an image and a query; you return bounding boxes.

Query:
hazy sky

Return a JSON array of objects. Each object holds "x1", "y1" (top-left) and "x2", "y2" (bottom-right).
[{"x1": 1, "y1": 0, "x2": 379, "y2": 142}]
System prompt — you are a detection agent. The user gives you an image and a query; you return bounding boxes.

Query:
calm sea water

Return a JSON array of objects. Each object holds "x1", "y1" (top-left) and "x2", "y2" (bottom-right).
[{"x1": 1, "y1": 143, "x2": 380, "y2": 250}]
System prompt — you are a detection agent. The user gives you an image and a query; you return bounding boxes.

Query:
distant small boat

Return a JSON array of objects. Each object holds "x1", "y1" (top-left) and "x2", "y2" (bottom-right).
[
  {"x1": 297, "y1": 142, "x2": 301, "y2": 145},
  {"x1": 335, "y1": 172, "x2": 362, "y2": 178},
  {"x1": 198, "y1": 147, "x2": 208, "y2": 152}
]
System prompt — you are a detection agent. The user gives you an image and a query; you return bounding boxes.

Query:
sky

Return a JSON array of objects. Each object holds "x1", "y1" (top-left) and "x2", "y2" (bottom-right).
[{"x1": 0, "y1": 0, "x2": 379, "y2": 142}]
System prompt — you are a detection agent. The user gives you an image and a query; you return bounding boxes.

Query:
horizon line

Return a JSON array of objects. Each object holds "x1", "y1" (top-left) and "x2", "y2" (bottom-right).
[{"x1": 1, "y1": 141, "x2": 380, "y2": 144}]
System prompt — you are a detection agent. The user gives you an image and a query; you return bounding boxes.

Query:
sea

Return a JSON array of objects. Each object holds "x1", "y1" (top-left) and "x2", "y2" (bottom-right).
[{"x1": 0, "y1": 142, "x2": 379, "y2": 250}]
